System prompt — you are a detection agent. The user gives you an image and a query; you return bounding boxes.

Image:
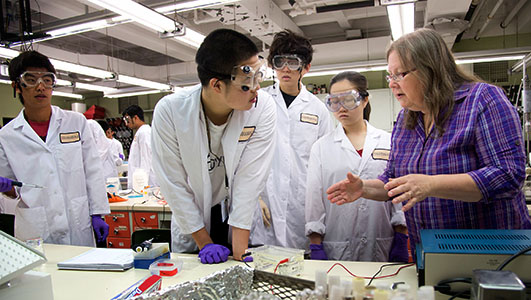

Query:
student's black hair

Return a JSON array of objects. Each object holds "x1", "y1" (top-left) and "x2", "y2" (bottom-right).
[
  {"x1": 329, "y1": 71, "x2": 371, "y2": 121},
  {"x1": 8, "y1": 51, "x2": 56, "y2": 105},
  {"x1": 122, "y1": 104, "x2": 145, "y2": 121},
  {"x1": 97, "y1": 120, "x2": 111, "y2": 132},
  {"x1": 195, "y1": 29, "x2": 259, "y2": 86},
  {"x1": 267, "y1": 30, "x2": 314, "y2": 68}
]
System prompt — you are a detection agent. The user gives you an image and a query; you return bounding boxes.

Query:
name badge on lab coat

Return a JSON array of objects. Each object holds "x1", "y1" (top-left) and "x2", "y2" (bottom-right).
[
  {"x1": 372, "y1": 148, "x2": 390, "y2": 161},
  {"x1": 60, "y1": 132, "x2": 80, "y2": 143},
  {"x1": 239, "y1": 126, "x2": 255, "y2": 142},
  {"x1": 300, "y1": 113, "x2": 318, "y2": 125}
]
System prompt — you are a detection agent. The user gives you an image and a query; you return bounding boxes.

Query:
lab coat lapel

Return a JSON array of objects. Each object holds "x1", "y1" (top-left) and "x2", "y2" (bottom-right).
[
  {"x1": 12, "y1": 109, "x2": 51, "y2": 152},
  {"x1": 360, "y1": 121, "x2": 379, "y2": 172},
  {"x1": 177, "y1": 88, "x2": 211, "y2": 224},
  {"x1": 45, "y1": 106, "x2": 62, "y2": 147},
  {"x1": 270, "y1": 83, "x2": 289, "y2": 118},
  {"x1": 222, "y1": 110, "x2": 249, "y2": 193}
]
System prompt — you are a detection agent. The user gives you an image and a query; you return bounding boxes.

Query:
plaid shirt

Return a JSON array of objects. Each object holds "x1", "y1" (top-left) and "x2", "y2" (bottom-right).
[{"x1": 379, "y1": 82, "x2": 531, "y2": 253}]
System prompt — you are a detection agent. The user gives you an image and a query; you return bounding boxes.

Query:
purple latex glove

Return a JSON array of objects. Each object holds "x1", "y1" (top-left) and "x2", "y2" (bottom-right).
[
  {"x1": 242, "y1": 253, "x2": 253, "y2": 263},
  {"x1": 119, "y1": 153, "x2": 124, "y2": 160},
  {"x1": 0, "y1": 177, "x2": 13, "y2": 193},
  {"x1": 389, "y1": 232, "x2": 409, "y2": 262},
  {"x1": 198, "y1": 243, "x2": 231, "y2": 264},
  {"x1": 91, "y1": 215, "x2": 109, "y2": 243},
  {"x1": 309, "y1": 243, "x2": 328, "y2": 260}
]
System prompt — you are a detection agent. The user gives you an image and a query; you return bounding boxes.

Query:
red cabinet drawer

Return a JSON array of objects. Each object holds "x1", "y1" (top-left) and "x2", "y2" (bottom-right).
[
  {"x1": 105, "y1": 212, "x2": 130, "y2": 227},
  {"x1": 109, "y1": 225, "x2": 131, "y2": 238},
  {"x1": 107, "y1": 237, "x2": 131, "y2": 249},
  {"x1": 132, "y1": 212, "x2": 159, "y2": 228}
]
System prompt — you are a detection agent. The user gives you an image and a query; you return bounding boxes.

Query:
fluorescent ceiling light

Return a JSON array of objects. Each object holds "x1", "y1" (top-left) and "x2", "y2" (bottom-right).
[
  {"x1": 387, "y1": 3, "x2": 415, "y2": 41},
  {"x1": 306, "y1": 65, "x2": 389, "y2": 78},
  {"x1": 157, "y1": 0, "x2": 240, "y2": 13},
  {"x1": 456, "y1": 55, "x2": 525, "y2": 65},
  {"x1": 117, "y1": 75, "x2": 171, "y2": 91},
  {"x1": 173, "y1": 28, "x2": 205, "y2": 48},
  {"x1": 87, "y1": 0, "x2": 205, "y2": 48},
  {"x1": 48, "y1": 20, "x2": 113, "y2": 37},
  {"x1": 75, "y1": 82, "x2": 119, "y2": 93},
  {"x1": 0, "y1": 47, "x2": 21, "y2": 59},
  {"x1": 53, "y1": 91, "x2": 84, "y2": 99},
  {"x1": 88, "y1": 0, "x2": 177, "y2": 33},
  {"x1": 104, "y1": 89, "x2": 163, "y2": 98},
  {"x1": 49, "y1": 59, "x2": 115, "y2": 79}
]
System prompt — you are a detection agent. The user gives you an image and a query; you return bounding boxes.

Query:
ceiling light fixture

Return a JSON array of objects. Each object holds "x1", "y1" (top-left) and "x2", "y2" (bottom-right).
[
  {"x1": 87, "y1": 0, "x2": 205, "y2": 48},
  {"x1": 53, "y1": 91, "x2": 84, "y2": 99},
  {"x1": 386, "y1": 2, "x2": 415, "y2": 41},
  {"x1": 49, "y1": 59, "x2": 115, "y2": 79},
  {"x1": 157, "y1": 0, "x2": 240, "y2": 13},
  {"x1": 104, "y1": 89, "x2": 164, "y2": 98},
  {"x1": 117, "y1": 75, "x2": 172, "y2": 91}
]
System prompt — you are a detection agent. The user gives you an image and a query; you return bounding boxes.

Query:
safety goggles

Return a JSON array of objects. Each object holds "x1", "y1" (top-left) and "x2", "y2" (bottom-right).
[
  {"x1": 325, "y1": 89, "x2": 368, "y2": 112},
  {"x1": 272, "y1": 54, "x2": 303, "y2": 71},
  {"x1": 230, "y1": 57, "x2": 267, "y2": 92},
  {"x1": 19, "y1": 71, "x2": 57, "y2": 89}
]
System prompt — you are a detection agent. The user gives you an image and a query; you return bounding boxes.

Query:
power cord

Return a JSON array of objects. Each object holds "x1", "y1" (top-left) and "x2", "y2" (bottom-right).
[
  {"x1": 496, "y1": 245, "x2": 531, "y2": 271},
  {"x1": 434, "y1": 277, "x2": 471, "y2": 299}
]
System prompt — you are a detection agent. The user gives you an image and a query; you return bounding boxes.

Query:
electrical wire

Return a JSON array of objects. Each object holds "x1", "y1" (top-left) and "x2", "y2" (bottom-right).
[
  {"x1": 496, "y1": 245, "x2": 531, "y2": 271},
  {"x1": 324, "y1": 262, "x2": 414, "y2": 286}
]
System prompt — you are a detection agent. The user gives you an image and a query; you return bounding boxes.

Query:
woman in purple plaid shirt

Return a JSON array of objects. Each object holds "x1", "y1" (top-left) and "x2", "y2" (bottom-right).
[{"x1": 326, "y1": 28, "x2": 531, "y2": 257}]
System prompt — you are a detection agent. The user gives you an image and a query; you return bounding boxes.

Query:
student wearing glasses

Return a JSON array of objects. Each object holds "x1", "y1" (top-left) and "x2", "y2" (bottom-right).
[
  {"x1": 327, "y1": 29, "x2": 531, "y2": 258},
  {"x1": 305, "y1": 71, "x2": 408, "y2": 262},
  {"x1": 250, "y1": 30, "x2": 333, "y2": 251},
  {"x1": 151, "y1": 29, "x2": 276, "y2": 263},
  {"x1": 0, "y1": 51, "x2": 110, "y2": 246}
]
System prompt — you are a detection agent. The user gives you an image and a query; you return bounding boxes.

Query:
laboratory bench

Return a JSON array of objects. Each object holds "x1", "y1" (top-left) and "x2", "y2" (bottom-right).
[
  {"x1": 107, "y1": 197, "x2": 171, "y2": 249},
  {"x1": 36, "y1": 243, "x2": 418, "y2": 300}
]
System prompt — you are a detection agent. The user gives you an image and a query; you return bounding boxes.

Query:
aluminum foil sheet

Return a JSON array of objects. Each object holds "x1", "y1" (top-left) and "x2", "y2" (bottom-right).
[{"x1": 133, "y1": 265, "x2": 257, "y2": 300}]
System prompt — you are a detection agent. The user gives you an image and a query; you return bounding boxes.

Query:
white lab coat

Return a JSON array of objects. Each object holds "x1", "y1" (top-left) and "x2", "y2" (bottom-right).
[
  {"x1": 250, "y1": 83, "x2": 334, "y2": 249},
  {"x1": 127, "y1": 124, "x2": 157, "y2": 188},
  {"x1": 305, "y1": 122, "x2": 406, "y2": 261},
  {"x1": 111, "y1": 138, "x2": 124, "y2": 161},
  {"x1": 87, "y1": 120, "x2": 121, "y2": 181},
  {"x1": 0, "y1": 106, "x2": 110, "y2": 246},
  {"x1": 151, "y1": 85, "x2": 277, "y2": 253}
]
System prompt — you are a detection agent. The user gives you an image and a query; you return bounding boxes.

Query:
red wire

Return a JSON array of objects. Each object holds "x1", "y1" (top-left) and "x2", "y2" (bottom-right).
[
  {"x1": 274, "y1": 258, "x2": 289, "y2": 274},
  {"x1": 326, "y1": 262, "x2": 415, "y2": 279}
]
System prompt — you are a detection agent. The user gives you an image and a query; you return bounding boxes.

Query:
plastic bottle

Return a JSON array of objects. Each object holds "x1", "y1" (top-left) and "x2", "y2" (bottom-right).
[
  {"x1": 416, "y1": 286, "x2": 435, "y2": 300},
  {"x1": 352, "y1": 277, "x2": 365, "y2": 299},
  {"x1": 132, "y1": 168, "x2": 148, "y2": 193}
]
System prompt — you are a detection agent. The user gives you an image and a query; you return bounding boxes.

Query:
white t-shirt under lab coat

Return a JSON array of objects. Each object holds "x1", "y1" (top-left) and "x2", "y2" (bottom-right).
[{"x1": 305, "y1": 122, "x2": 406, "y2": 261}]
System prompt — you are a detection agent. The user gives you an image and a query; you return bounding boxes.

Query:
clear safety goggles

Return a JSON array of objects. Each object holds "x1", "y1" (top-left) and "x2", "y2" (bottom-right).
[
  {"x1": 230, "y1": 57, "x2": 267, "y2": 92},
  {"x1": 19, "y1": 71, "x2": 57, "y2": 89},
  {"x1": 272, "y1": 54, "x2": 303, "y2": 71},
  {"x1": 325, "y1": 89, "x2": 368, "y2": 112}
]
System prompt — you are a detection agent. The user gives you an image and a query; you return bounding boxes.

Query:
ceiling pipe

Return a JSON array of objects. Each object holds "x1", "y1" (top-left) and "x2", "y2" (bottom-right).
[
  {"x1": 500, "y1": 0, "x2": 528, "y2": 28},
  {"x1": 474, "y1": 0, "x2": 504, "y2": 40}
]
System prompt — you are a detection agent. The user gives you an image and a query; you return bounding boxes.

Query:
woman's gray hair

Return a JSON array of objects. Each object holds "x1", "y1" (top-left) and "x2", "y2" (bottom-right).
[{"x1": 387, "y1": 28, "x2": 480, "y2": 136}]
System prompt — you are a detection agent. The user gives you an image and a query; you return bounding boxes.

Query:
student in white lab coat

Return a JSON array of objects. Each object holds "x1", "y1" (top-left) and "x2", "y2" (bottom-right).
[
  {"x1": 86, "y1": 119, "x2": 121, "y2": 181},
  {"x1": 101, "y1": 122, "x2": 125, "y2": 162},
  {"x1": 122, "y1": 105, "x2": 157, "y2": 189},
  {"x1": 305, "y1": 71, "x2": 409, "y2": 262},
  {"x1": 250, "y1": 30, "x2": 333, "y2": 250},
  {"x1": 152, "y1": 29, "x2": 276, "y2": 264},
  {"x1": 0, "y1": 51, "x2": 110, "y2": 246}
]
